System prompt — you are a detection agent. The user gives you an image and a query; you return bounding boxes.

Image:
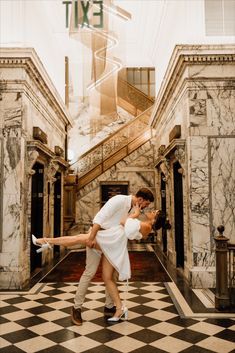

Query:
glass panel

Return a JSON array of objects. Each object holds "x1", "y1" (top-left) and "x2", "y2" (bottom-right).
[
  {"x1": 127, "y1": 69, "x2": 133, "y2": 84},
  {"x1": 135, "y1": 84, "x2": 142, "y2": 91},
  {"x1": 141, "y1": 70, "x2": 148, "y2": 83},
  {"x1": 205, "y1": 0, "x2": 223, "y2": 35},
  {"x1": 134, "y1": 69, "x2": 141, "y2": 84},
  {"x1": 149, "y1": 70, "x2": 155, "y2": 83},
  {"x1": 224, "y1": 0, "x2": 235, "y2": 35},
  {"x1": 141, "y1": 84, "x2": 148, "y2": 95},
  {"x1": 150, "y1": 84, "x2": 155, "y2": 98}
]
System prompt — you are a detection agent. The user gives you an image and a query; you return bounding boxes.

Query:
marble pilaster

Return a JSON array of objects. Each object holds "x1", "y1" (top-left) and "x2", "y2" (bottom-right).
[
  {"x1": 151, "y1": 45, "x2": 235, "y2": 288},
  {"x1": 0, "y1": 48, "x2": 72, "y2": 289}
]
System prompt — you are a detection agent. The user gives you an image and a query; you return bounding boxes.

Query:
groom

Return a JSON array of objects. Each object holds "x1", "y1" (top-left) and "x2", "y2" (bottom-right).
[{"x1": 71, "y1": 188, "x2": 154, "y2": 325}]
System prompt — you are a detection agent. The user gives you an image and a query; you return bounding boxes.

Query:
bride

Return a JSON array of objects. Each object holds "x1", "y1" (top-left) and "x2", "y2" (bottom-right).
[{"x1": 32, "y1": 206, "x2": 165, "y2": 321}]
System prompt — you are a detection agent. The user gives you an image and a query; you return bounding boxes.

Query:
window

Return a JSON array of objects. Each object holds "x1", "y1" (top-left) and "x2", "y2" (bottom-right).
[{"x1": 205, "y1": 0, "x2": 235, "y2": 36}]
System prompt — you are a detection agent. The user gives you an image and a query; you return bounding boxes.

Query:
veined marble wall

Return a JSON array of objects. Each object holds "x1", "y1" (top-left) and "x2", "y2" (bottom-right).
[
  {"x1": 0, "y1": 48, "x2": 72, "y2": 289},
  {"x1": 152, "y1": 45, "x2": 235, "y2": 288}
]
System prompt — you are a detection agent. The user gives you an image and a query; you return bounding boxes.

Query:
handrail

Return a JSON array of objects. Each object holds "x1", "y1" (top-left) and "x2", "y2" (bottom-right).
[
  {"x1": 69, "y1": 105, "x2": 153, "y2": 189},
  {"x1": 71, "y1": 106, "x2": 153, "y2": 164},
  {"x1": 118, "y1": 78, "x2": 154, "y2": 103},
  {"x1": 117, "y1": 78, "x2": 154, "y2": 113},
  {"x1": 68, "y1": 78, "x2": 155, "y2": 189}
]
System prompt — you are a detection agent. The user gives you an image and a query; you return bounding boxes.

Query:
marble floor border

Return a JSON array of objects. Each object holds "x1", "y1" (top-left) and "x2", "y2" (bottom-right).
[
  {"x1": 0, "y1": 282, "x2": 47, "y2": 295},
  {"x1": 192, "y1": 288, "x2": 215, "y2": 308},
  {"x1": 165, "y1": 282, "x2": 235, "y2": 319}
]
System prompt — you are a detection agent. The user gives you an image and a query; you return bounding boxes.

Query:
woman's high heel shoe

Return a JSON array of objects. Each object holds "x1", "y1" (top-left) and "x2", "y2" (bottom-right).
[
  {"x1": 107, "y1": 306, "x2": 128, "y2": 322},
  {"x1": 32, "y1": 234, "x2": 52, "y2": 253}
]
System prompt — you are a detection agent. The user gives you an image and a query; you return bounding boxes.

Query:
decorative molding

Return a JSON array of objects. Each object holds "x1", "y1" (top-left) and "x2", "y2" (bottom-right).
[
  {"x1": 155, "y1": 139, "x2": 185, "y2": 167},
  {"x1": 27, "y1": 150, "x2": 39, "y2": 176},
  {"x1": 169, "y1": 125, "x2": 181, "y2": 143},
  {"x1": 0, "y1": 48, "x2": 73, "y2": 127},
  {"x1": 174, "y1": 146, "x2": 185, "y2": 165},
  {"x1": 55, "y1": 146, "x2": 64, "y2": 157},
  {"x1": 158, "y1": 145, "x2": 166, "y2": 157},
  {"x1": 27, "y1": 140, "x2": 69, "y2": 168},
  {"x1": 47, "y1": 160, "x2": 59, "y2": 183},
  {"x1": 159, "y1": 158, "x2": 171, "y2": 182},
  {"x1": 151, "y1": 45, "x2": 235, "y2": 127},
  {"x1": 33, "y1": 127, "x2": 47, "y2": 144}
]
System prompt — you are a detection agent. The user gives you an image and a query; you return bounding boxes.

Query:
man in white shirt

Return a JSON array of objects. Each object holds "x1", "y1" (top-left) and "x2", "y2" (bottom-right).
[{"x1": 71, "y1": 188, "x2": 154, "y2": 325}]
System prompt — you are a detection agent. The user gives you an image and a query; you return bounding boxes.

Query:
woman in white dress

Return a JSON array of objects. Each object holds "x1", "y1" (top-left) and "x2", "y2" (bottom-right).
[{"x1": 33, "y1": 206, "x2": 165, "y2": 321}]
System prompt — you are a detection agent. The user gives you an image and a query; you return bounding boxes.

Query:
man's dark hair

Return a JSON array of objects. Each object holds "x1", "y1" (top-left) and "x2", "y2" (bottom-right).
[{"x1": 136, "y1": 188, "x2": 154, "y2": 202}]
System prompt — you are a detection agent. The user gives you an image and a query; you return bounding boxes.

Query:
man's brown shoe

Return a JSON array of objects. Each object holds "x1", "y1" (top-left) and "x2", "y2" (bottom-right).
[
  {"x1": 104, "y1": 306, "x2": 116, "y2": 316},
  {"x1": 71, "y1": 307, "x2": 83, "y2": 325}
]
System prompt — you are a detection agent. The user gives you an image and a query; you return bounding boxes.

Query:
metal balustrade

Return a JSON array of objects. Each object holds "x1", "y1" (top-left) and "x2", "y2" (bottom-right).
[{"x1": 72, "y1": 106, "x2": 153, "y2": 188}]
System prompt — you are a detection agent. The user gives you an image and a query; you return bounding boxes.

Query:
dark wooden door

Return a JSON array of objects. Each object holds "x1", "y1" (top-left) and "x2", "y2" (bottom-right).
[
  {"x1": 161, "y1": 173, "x2": 167, "y2": 253},
  {"x1": 53, "y1": 172, "x2": 61, "y2": 258},
  {"x1": 173, "y1": 161, "x2": 184, "y2": 268},
  {"x1": 30, "y1": 163, "x2": 44, "y2": 272}
]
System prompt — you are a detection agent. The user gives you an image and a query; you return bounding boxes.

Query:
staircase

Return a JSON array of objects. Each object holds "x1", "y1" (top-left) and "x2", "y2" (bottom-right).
[
  {"x1": 117, "y1": 78, "x2": 154, "y2": 116},
  {"x1": 71, "y1": 80, "x2": 155, "y2": 190}
]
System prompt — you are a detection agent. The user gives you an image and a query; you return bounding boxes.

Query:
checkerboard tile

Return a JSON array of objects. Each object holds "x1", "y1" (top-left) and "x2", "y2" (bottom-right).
[{"x1": 1, "y1": 282, "x2": 235, "y2": 353}]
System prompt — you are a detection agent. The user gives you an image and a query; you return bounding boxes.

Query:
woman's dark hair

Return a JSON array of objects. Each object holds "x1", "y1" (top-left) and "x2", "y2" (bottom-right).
[
  {"x1": 136, "y1": 188, "x2": 154, "y2": 202},
  {"x1": 152, "y1": 211, "x2": 166, "y2": 231}
]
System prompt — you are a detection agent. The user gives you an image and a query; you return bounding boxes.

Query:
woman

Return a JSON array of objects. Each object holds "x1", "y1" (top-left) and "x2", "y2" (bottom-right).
[{"x1": 32, "y1": 207, "x2": 165, "y2": 321}]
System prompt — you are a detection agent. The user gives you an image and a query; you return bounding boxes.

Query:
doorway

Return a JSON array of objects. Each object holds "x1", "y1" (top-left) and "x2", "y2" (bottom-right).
[
  {"x1": 173, "y1": 161, "x2": 184, "y2": 268},
  {"x1": 161, "y1": 173, "x2": 167, "y2": 253},
  {"x1": 53, "y1": 172, "x2": 62, "y2": 258},
  {"x1": 100, "y1": 182, "x2": 129, "y2": 207},
  {"x1": 30, "y1": 162, "x2": 44, "y2": 273}
]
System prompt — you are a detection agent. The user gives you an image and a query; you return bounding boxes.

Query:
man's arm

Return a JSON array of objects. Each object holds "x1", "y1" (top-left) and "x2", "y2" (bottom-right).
[
  {"x1": 87, "y1": 195, "x2": 128, "y2": 248},
  {"x1": 86, "y1": 223, "x2": 101, "y2": 248},
  {"x1": 120, "y1": 204, "x2": 141, "y2": 226}
]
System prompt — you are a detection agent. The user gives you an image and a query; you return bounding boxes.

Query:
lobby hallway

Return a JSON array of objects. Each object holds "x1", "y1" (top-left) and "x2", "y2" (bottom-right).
[{"x1": 1, "y1": 245, "x2": 235, "y2": 353}]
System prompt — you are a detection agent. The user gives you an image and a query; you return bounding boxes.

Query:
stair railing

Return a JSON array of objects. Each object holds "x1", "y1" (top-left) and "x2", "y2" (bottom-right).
[
  {"x1": 117, "y1": 78, "x2": 154, "y2": 114},
  {"x1": 71, "y1": 106, "x2": 153, "y2": 188}
]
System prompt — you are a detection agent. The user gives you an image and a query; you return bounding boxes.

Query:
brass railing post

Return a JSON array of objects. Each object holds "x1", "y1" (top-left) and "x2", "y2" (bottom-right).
[{"x1": 214, "y1": 225, "x2": 230, "y2": 310}]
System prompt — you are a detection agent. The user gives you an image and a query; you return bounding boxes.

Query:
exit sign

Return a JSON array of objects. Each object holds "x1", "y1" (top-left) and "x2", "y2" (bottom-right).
[{"x1": 63, "y1": 0, "x2": 103, "y2": 28}]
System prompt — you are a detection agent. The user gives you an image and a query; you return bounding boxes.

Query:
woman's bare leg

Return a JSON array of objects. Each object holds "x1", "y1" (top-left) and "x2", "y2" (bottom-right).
[
  {"x1": 102, "y1": 256, "x2": 122, "y2": 317},
  {"x1": 36, "y1": 233, "x2": 90, "y2": 247}
]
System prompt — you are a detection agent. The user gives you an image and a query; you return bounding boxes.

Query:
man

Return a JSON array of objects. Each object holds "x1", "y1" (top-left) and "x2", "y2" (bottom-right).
[{"x1": 71, "y1": 188, "x2": 154, "y2": 325}]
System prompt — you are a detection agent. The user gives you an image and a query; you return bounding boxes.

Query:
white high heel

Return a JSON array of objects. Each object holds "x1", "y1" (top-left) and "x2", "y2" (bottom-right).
[
  {"x1": 32, "y1": 234, "x2": 52, "y2": 253},
  {"x1": 107, "y1": 305, "x2": 128, "y2": 322}
]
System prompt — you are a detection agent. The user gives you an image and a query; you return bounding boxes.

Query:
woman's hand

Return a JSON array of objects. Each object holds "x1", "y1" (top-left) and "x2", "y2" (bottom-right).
[{"x1": 131, "y1": 204, "x2": 142, "y2": 218}]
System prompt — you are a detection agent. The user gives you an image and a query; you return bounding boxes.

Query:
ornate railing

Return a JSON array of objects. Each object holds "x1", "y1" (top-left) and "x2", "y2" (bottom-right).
[
  {"x1": 73, "y1": 106, "x2": 153, "y2": 189},
  {"x1": 117, "y1": 78, "x2": 154, "y2": 114}
]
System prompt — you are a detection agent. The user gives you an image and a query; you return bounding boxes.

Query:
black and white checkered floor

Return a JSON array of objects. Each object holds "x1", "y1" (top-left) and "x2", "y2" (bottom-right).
[{"x1": 1, "y1": 280, "x2": 235, "y2": 353}]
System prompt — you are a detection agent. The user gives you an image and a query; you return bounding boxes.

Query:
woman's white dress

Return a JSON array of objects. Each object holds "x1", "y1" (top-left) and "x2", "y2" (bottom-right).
[{"x1": 96, "y1": 218, "x2": 142, "y2": 281}]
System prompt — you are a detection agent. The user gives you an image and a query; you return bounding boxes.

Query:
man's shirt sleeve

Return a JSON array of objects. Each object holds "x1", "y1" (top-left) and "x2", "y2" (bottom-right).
[{"x1": 93, "y1": 195, "x2": 125, "y2": 227}]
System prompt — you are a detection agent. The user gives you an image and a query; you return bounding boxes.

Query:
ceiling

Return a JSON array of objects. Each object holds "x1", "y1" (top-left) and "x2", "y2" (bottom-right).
[
  {"x1": 47, "y1": 0, "x2": 167, "y2": 68},
  {"x1": 112, "y1": 0, "x2": 166, "y2": 67}
]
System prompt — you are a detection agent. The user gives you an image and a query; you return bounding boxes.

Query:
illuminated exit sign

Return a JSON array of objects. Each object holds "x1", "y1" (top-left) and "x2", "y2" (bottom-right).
[{"x1": 63, "y1": 0, "x2": 103, "y2": 28}]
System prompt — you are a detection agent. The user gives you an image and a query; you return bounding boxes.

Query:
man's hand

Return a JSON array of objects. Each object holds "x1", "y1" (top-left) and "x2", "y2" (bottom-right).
[
  {"x1": 86, "y1": 239, "x2": 97, "y2": 248},
  {"x1": 86, "y1": 223, "x2": 100, "y2": 248}
]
